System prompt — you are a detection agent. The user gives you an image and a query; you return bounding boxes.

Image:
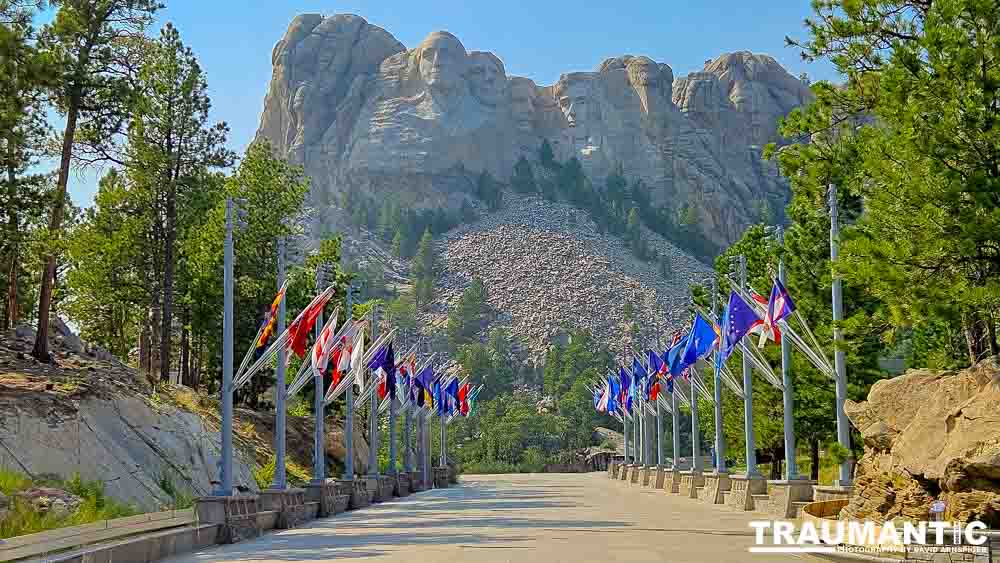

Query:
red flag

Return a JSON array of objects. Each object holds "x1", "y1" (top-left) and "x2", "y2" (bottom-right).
[
  {"x1": 286, "y1": 293, "x2": 331, "y2": 359},
  {"x1": 650, "y1": 381, "x2": 660, "y2": 402},
  {"x1": 458, "y1": 383, "x2": 470, "y2": 415}
]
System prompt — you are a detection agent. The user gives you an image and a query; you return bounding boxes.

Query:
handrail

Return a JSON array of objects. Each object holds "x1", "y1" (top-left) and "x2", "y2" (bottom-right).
[{"x1": 0, "y1": 507, "x2": 196, "y2": 562}]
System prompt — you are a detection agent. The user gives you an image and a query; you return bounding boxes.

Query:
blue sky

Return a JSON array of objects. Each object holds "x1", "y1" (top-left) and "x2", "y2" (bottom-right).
[{"x1": 60, "y1": 0, "x2": 835, "y2": 207}]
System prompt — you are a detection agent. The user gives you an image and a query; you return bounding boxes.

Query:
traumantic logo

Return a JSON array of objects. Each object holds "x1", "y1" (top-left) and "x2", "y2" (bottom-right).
[{"x1": 747, "y1": 519, "x2": 990, "y2": 554}]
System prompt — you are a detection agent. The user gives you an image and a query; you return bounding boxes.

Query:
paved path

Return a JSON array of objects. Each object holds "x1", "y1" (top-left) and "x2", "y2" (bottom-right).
[{"x1": 164, "y1": 473, "x2": 809, "y2": 563}]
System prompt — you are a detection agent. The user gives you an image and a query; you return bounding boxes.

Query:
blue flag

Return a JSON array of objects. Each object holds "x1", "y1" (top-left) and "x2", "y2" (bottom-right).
[
  {"x1": 382, "y1": 341, "x2": 396, "y2": 399},
  {"x1": 446, "y1": 378, "x2": 459, "y2": 415},
  {"x1": 367, "y1": 342, "x2": 387, "y2": 371},
  {"x1": 608, "y1": 374, "x2": 620, "y2": 413},
  {"x1": 667, "y1": 332, "x2": 689, "y2": 377},
  {"x1": 631, "y1": 357, "x2": 647, "y2": 384},
  {"x1": 722, "y1": 292, "x2": 762, "y2": 359},
  {"x1": 618, "y1": 366, "x2": 632, "y2": 413},
  {"x1": 681, "y1": 313, "x2": 718, "y2": 367}
]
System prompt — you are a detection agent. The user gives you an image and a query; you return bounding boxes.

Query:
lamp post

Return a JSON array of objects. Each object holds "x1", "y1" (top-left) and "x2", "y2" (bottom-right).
[{"x1": 215, "y1": 197, "x2": 247, "y2": 497}]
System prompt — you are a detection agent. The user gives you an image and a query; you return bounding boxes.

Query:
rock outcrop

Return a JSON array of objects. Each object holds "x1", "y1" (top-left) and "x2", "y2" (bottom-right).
[
  {"x1": 0, "y1": 325, "x2": 369, "y2": 511},
  {"x1": 843, "y1": 356, "x2": 1000, "y2": 526},
  {"x1": 255, "y1": 14, "x2": 811, "y2": 248}
]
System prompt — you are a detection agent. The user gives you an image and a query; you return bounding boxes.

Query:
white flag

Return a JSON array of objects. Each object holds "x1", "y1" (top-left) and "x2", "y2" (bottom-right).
[
  {"x1": 351, "y1": 328, "x2": 366, "y2": 389},
  {"x1": 310, "y1": 316, "x2": 339, "y2": 379}
]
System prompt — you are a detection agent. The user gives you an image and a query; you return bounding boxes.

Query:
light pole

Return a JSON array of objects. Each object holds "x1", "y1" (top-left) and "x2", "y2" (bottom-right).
[
  {"x1": 312, "y1": 262, "x2": 332, "y2": 483},
  {"x1": 215, "y1": 197, "x2": 247, "y2": 497},
  {"x1": 731, "y1": 254, "x2": 760, "y2": 477},
  {"x1": 766, "y1": 224, "x2": 799, "y2": 481},
  {"x1": 829, "y1": 185, "x2": 852, "y2": 487}
]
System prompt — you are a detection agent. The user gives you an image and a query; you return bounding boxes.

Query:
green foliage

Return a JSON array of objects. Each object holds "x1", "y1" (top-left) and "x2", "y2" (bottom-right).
[
  {"x1": 412, "y1": 229, "x2": 436, "y2": 309},
  {"x1": 538, "y1": 138, "x2": 555, "y2": 167},
  {"x1": 475, "y1": 170, "x2": 502, "y2": 211},
  {"x1": 511, "y1": 156, "x2": 537, "y2": 194},
  {"x1": 0, "y1": 470, "x2": 138, "y2": 540},
  {"x1": 778, "y1": 0, "x2": 1000, "y2": 366},
  {"x1": 446, "y1": 279, "x2": 489, "y2": 349}
]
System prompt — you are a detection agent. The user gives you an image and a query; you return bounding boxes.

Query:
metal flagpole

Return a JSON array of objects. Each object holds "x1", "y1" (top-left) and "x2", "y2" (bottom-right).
[
  {"x1": 344, "y1": 284, "x2": 359, "y2": 480},
  {"x1": 389, "y1": 381, "x2": 398, "y2": 475},
  {"x1": 711, "y1": 277, "x2": 726, "y2": 474},
  {"x1": 623, "y1": 391, "x2": 630, "y2": 463},
  {"x1": 312, "y1": 264, "x2": 328, "y2": 483},
  {"x1": 656, "y1": 395, "x2": 663, "y2": 466},
  {"x1": 738, "y1": 254, "x2": 761, "y2": 477},
  {"x1": 671, "y1": 382, "x2": 680, "y2": 468},
  {"x1": 439, "y1": 411, "x2": 446, "y2": 467},
  {"x1": 368, "y1": 305, "x2": 379, "y2": 478},
  {"x1": 271, "y1": 237, "x2": 288, "y2": 489},
  {"x1": 770, "y1": 225, "x2": 799, "y2": 480},
  {"x1": 829, "y1": 185, "x2": 852, "y2": 486},
  {"x1": 690, "y1": 372, "x2": 702, "y2": 471}
]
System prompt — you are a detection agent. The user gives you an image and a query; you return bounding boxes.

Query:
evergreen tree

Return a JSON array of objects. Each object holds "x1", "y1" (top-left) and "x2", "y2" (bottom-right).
[
  {"x1": 511, "y1": 156, "x2": 536, "y2": 194},
  {"x1": 412, "y1": 229, "x2": 435, "y2": 308},
  {"x1": 31, "y1": 0, "x2": 161, "y2": 361},
  {"x1": 539, "y1": 138, "x2": 555, "y2": 168}
]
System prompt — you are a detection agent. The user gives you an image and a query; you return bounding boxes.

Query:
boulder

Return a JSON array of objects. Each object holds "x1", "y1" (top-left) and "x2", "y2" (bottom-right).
[
  {"x1": 16, "y1": 487, "x2": 83, "y2": 519},
  {"x1": 843, "y1": 356, "x2": 1000, "y2": 526}
]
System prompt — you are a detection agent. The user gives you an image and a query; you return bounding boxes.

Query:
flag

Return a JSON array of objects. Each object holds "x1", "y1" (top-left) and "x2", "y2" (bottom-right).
[
  {"x1": 350, "y1": 328, "x2": 366, "y2": 389},
  {"x1": 667, "y1": 331, "x2": 689, "y2": 376},
  {"x1": 680, "y1": 313, "x2": 718, "y2": 368},
  {"x1": 286, "y1": 293, "x2": 332, "y2": 359},
  {"x1": 330, "y1": 333, "x2": 353, "y2": 389},
  {"x1": 721, "y1": 291, "x2": 763, "y2": 359},
  {"x1": 310, "y1": 318, "x2": 339, "y2": 378},
  {"x1": 468, "y1": 386, "x2": 482, "y2": 417},
  {"x1": 631, "y1": 357, "x2": 647, "y2": 390},
  {"x1": 432, "y1": 380, "x2": 443, "y2": 415},
  {"x1": 759, "y1": 278, "x2": 795, "y2": 348},
  {"x1": 254, "y1": 286, "x2": 286, "y2": 357},
  {"x1": 458, "y1": 383, "x2": 470, "y2": 416},
  {"x1": 382, "y1": 342, "x2": 396, "y2": 399},
  {"x1": 618, "y1": 366, "x2": 632, "y2": 414},
  {"x1": 446, "y1": 378, "x2": 459, "y2": 415},
  {"x1": 608, "y1": 374, "x2": 620, "y2": 414},
  {"x1": 648, "y1": 350, "x2": 666, "y2": 378},
  {"x1": 596, "y1": 383, "x2": 610, "y2": 413},
  {"x1": 416, "y1": 364, "x2": 434, "y2": 407}
]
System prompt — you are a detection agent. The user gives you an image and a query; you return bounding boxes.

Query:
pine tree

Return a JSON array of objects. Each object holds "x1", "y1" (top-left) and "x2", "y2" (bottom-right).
[
  {"x1": 511, "y1": 156, "x2": 536, "y2": 194},
  {"x1": 539, "y1": 138, "x2": 555, "y2": 167},
  {"x1": 31, "y1": 0, "x2": 161, "y2": 361},
  {"x1": 412, "y1": 229, "x2": 435, "y2": 308}
]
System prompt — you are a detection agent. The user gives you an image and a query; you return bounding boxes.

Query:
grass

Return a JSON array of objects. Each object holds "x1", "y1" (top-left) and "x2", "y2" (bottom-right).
[
  {"x1": 252, "y1": 455, "x2": 312, "y2": 489},
  {"x1": 0, "y1": 468, "x2": 139, "y2": 539}
]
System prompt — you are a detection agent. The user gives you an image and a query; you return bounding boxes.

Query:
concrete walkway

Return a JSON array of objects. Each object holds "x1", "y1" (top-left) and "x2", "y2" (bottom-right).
[{"x1": 163, "y1": 473, "x2": 808, "y2": 563}]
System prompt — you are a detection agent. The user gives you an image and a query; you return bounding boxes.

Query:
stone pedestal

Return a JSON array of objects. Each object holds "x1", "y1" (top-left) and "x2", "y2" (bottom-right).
[
  {"x1": 679, "y1": 470, "x2": 705, "y2": 499},
  {"x1": 724, "y1": 474, "x2": 767, "y2": 511},
  {"x1": 617, "y1": 464, "x2": 627, "y2": 481},
  {"x1": 395, "y1": 472, "x2": 411, "y2": 497},
  {"x1": 640, "y1": 467, "x2": 652, "y2": 487},
  {"x1": 433, "y1": 466, "x2": 449, "y2": 488},
  {"x1": 409, "y1": 471, "x2": 425, "y2": 492},
  {"x1": 261, "y1": 488, "x2": 311, "y2": 528},
  {"x1": 376, "y1": 475, "x2": 395, "y2": 502},
  {"x1": 195, "y1": 496, "x2": 260, "y2": 544},
  {"x1": 608, "y1": 461, "x2": 617, "y2": 479},
  {"x1": 767, "y1": 479, "x2": 816, "y2": 518},
  {"x1": 628, "y1": 464, "x2": 640, "y2": 484},
  {"x1": 363, "y1": 476, "x2": 379, "y2": 504},
  {"x1": 701, "y1": 472, "x2": 731, "y2": 504},
  {"x1": 664, "y1": 468, "x2": 683, "y2": 493},
  {"x1": 338, "y1": 478, "x2": 368, "y2": 510},
  {"x1": 812, "y1": 484, "x2": 854, "y2": 503},
  {"x1": 447, "y1": 465, "x2": 458, "y2": 484},
  {"x1": 654, "y1": 467, "x2": 666, "y2": 489}
]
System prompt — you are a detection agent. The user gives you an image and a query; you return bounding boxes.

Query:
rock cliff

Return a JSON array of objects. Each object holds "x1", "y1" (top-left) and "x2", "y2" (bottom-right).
[
  {"x1": 255, "y1": 14, "x2": 811, "y2": 248},
  {"x1": 843, "y1": 357, "x2": 1000, "y2": 526},
  {"x1": 0, "y1": 325, "x2": 370, "y2": 511}
]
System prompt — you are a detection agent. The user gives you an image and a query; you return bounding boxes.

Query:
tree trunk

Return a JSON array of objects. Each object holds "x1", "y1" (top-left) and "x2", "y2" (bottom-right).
[
  {"x1": 32, "y1": 94, "x2": 80, "y2": 362},
  {"x1": 159, "y1": 180, "x2": 177, "y2": 382},
  {"x1": 810, "y1": 439, "x2": 820, "y2": 481},
  {"x1": 3, "y1": 137, "x2": 19, "y2": 332},
  {"x1": 150, "y1": 303, "x2": 161, "y2": 380},
  {"x1": 962, "y1": 310, "x2": 988, "y2": 366},
  {"x1": 180, "y1": 307, "x2": 190, "y2": 387},
  {"x1": 987, "y1": 309, "x2": 999, "y2": 357}
]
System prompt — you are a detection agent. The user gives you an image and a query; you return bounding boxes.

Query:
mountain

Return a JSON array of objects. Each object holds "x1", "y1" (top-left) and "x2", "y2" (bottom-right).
[
  {"x1": 253, "y1": 14, "x2": 811, "y2": 352},
  {"x1": 255, "y1": 14, "x2": 811, "y2": 249}
]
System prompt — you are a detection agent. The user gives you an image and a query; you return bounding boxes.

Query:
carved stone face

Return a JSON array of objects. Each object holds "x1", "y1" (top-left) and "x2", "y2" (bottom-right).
[
  {"x1": 555, "y1": 78, "x2": 600, "y2": 131},
  {"x1": 467, "y1": 52, "x2": 505, "y2": 107},
  {"x1": 415, "y1": 32, "x2": 467, "y2": 93},
  {"x1": 627, "y1": 57, "x2": 662, "y2": 115},
  {"x1": 510, "y1": 78, "x2": 537, "y2": 132}
]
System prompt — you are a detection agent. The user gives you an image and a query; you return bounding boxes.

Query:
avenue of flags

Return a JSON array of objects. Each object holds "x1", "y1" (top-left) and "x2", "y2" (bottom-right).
[
  {"x1": 230, "y1": 282, "x2": 484, "y2": 428},
  {"x1": 591, "y1": 276, "x2": 833, "y2": 419}
]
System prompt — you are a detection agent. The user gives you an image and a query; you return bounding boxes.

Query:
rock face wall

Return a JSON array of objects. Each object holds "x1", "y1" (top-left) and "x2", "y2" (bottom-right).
[
  {"x1": 843, "y1": 357, "x2": 1000, "y2": 526},
  {"x1": 255, "y1": 14, "x2": 812, "y2": 248}
]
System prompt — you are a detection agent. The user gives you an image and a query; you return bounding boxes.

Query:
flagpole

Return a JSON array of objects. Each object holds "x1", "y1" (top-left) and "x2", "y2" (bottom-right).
[
  {"x1": 389, "y1": 378, "x2": 398, "y2": 476},
  {"x1": 738, "y1": 254, "x2": 761, "y2": 478},
  {"x1": 344, "y1": 285, "x2": 359, "y2": 481},
  {"x1": 711, "y1": 276, "x2": 727, "y2": 474},
  {"x1": 312, "y1": 264, "x2": 329, "y2": 483},
  {"x1": 369, "y1": 304, "x2": 379, "y2": 479},
  {"x1": 214, "y1": 197, "x2": 241, "y2": 497},
  {"x1": 656, "y1": 392, "x2": 663, "y2": 467},
  {"x1": 271, "y1": 236, "x2": 288, "y2": 489},
  {"x1": 671, "y1": 381, "x2": 680, "y2": 469},
  {"x1": 690, "y1": 362, "x2": 702, "y2": 472},
  {"x1": 770, "y1": 225, "x2": 799, "y2": 480},
  {"x1": 829, "y1": 184, "x2": 852, "y2": 487}
]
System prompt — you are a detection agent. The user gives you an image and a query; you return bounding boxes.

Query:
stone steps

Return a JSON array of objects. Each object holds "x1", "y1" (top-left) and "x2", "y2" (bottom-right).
[{"x1": 790, "y1": 501, "x2": 811, "y2": 518}]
